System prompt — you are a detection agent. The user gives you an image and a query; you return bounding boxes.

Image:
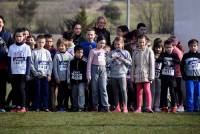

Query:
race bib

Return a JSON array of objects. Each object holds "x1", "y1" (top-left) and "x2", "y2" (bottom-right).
[
  {"x1": 155, "y1": 63, "x2": 162, "y2": 78},
  {"x1": 71, "y1": 71, "x2": 83, "y2": 80},
  {"x1": 38, "y1": 61, "x2": 49, "y2": 71},
  {"x1": 162, "y1": 67, "x2": 174, "y2": 76},
  {"x1": 59, "y1": 61, "x2": 68, "y2": 71},
  {"x1": 188, "y1": 63, "x2": 200, "y2": 71},
  {"x1": 98, "y1": 55, "x2": 105, "y2": 62},
  {"x1": 13, "y1": 57, "x2": 26, "y2": 68}
]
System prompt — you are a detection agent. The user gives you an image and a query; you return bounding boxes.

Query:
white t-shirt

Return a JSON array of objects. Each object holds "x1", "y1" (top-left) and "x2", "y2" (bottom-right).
[{"x1": 8, "y1": 43, "x2": 31, "y2": 74}]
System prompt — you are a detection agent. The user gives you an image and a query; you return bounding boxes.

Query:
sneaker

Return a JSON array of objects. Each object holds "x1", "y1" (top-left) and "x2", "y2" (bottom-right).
[
  {"x1": 146, "y1": 109, "x2": 154, "y2": 113},
  {"x1": 162, "y1": 107, "x2": 168, "y2": 113},
  {"x1": 114, "y1": 107, "x2": 121, "y2": 112},
  {"x1": 10, "y1": 108, "x2": 18, "y2": 112},
  {"x1": 171, "y1": 107, "x2": 177, "y2": 113},
  {"x1": 57, "y1": 108, "x2": 66, "y2": 112},
  {"x1": 134, "y1": 109, "x2": 142, "y2": 113},
  {"x1": 35, "y1": 109, "x2": 40, "y2": 112},
  {"x1": 123, "y1": 106, "x2": 128, "y2": 113},
  {"x1": 17, "y1": 108, "x2": 27, "y2": 113},
  {"x1": 44, "y1": 109, "x2": 50, "y2": 112},
  {"x1": 154, "y1": 107, "x2": 161, "y2": 112},
  {"x1": 177, "y1": 106, "x2": 184, "y2": 112},
  {"x1": 0, "y1": 108, "x2": 6, "y2": 112}
]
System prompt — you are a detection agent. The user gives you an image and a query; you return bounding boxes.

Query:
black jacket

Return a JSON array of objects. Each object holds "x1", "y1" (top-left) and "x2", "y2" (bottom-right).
[
  {"x1": 70, "y1": 57, "x2": 87, "y2": 85},
  {"x1": 94, "y1": 27, "x2": 111, "y2": 46}
]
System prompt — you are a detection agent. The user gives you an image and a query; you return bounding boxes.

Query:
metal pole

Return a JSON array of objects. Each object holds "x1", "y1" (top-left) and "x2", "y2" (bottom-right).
[{"x1": 126, "y1": 0, "x2": 130, "y2": 29}]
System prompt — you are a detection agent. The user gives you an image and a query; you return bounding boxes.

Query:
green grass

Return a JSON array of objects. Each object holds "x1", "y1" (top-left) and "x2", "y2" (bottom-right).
[{"x1": 0, "y1": 112, "x2": 199, "y2": 134}]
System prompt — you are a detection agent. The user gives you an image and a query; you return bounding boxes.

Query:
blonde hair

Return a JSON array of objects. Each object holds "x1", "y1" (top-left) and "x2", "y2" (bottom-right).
[{"x1": 56, "y1": 38, "x2": 67, "y2": 48}]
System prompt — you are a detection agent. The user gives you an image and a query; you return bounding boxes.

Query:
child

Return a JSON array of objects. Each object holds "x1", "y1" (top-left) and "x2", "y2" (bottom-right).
[
  {"x1": 159, "y1": 39, "x2": 180, "y2": 113},
  {"x1": 63, "y1": 31, "x2": 75, "y2": 56},
  {"x1": 108, "y1": 36, "x2": 132, "y2": 113},
  {"x1": 80, "y1": 28, "x2": 97, "y2": 61},
  {"x1": 53, "y1": 38, "x2": 73, "y2": 111},
  {"x1": 87, "y1": 36, "x2": 110, "y2": 112},
  {"x1": 25, "y1": 35, "x2": 36, "y2": 110},
  {"x1": 8, "y1": 28, "x2": 31, "y2": 112},
  {"x1": 181, "y1": 39, "x2": 200, "y2": 112},
  {"x1": 44, "y1": 34, "x2": 57, "y2": 111},
  {"x1": 80, "y1": 28, "x2": 97, "y2": 110},
  {"x1": 151, "y1": 38, "x2": 164, "y2": 112},
  {"x1": 131, "y1": 34, "x2": 154, "y2": 113},
  {"x1": 170, "y1": 36, "x2": 184, "y2": 112},
  {"x1": 31, "y1": 35, "x2": 52, "y2": 112},
  {"x1": 70, "y1": 45, "x2": 87, "y2": 112}
]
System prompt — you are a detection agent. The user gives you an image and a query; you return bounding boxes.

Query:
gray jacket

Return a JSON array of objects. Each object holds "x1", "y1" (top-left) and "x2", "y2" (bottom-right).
[
  {"x1": 131, "y1": 47, "x2": 155, "y2": 83},
  {"x1": 53, "y1": 51, "x2": 73, "y2": 83},
  {"x1": 107, "y1": 49, "x2": 132, "y2": 78},
  {"x1": 31, "y1": 48, "x2": 53, "y2": 77}
]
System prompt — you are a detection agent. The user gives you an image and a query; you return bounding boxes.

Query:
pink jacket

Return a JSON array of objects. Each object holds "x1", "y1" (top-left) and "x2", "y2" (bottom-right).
[{"x1": 172, "y1": 47, "x2": 183, "y2": 77}]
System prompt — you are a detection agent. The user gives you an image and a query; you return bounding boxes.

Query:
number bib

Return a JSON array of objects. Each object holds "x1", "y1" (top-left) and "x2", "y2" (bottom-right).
[
  {"x1": 38, "y1": 61, "x2": 49, "y2": 71},
  {"x1": 13, "y1": 57, "x2": 26, "y2": 68},
  {"x1": 72, "y1": 71, "x2": 83, "y2": 80},
  {"x1": 155, "y1": 62, "x2": 162, "y2": 78},
  {"x1": 162, "y1": 67, "x2": 174, "y2": 76},
  {"x1": 188, "y1": 63, "x2": 200, "y2": 71},
  {"x1": 59, "y1": 61, "x2": 68, "y2": 71}
]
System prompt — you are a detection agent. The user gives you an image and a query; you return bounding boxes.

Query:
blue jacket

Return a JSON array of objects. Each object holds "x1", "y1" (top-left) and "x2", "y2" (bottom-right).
[{"x1": 80, "y1": 41, "x2": 96, "y2": 60}]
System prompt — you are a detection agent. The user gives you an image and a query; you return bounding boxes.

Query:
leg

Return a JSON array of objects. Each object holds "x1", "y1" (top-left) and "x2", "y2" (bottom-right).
[
  {"x1": 185, "y1": 80, "x2": 194, "y2": 112},
  {"x1": 91, "y1": 65, "x2": 99, "y2": 109},
  {"x1": 41, "y1": 78, "x2": 49, "y2": 110},
  {"x1": 78, "y1": 83, "x2": 85, "y2": 110},
  {"x1": 118, "y1": 77, "x2": 128, "y2": 112},
  {"x1": 0, "y1": 70, "x2": 7, "y2": 109},
  {"x1": 143, "y1": 82, "x2": 152, "y2": 110},
  {"x1": 136, "y1": 83, "x2": 143, "y2": 111},
  {"x1": 194, "y1": 81, "x2": 200, "y2": 111},
  {"x1": 34, "y1": 78, "x2": 41, "y2": 110},
  {"x1": 154, "y1": 78, "x2": 161, "y2": 110},
  {"x1": 72, "y1": 85, "x2": 78, "y2": 110},
  {"x1": 160, "y1": 78, "x2": 169, "y2": 108},
  {"x1": 111, "y1": 78, "x2": 120, "y2": 110}
]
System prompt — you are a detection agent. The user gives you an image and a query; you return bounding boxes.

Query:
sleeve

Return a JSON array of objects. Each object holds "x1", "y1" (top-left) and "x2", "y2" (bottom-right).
[
  {"x1": 86, "y1": 49, "x2": 94, "y2": 80},
  {"x1": 67, "y1": 62, "x2": 70, "y2": 84},
  {"x1": 149, "y1": 49, "x2": 155, "y2": 81},
  {"x1": 173, "y1": 53, "x2": 181, "y2": 64},
  {"x1": 30, "y1": 51, "x2": 39, "y2": 77},
  {"x1": 53, "y1": 54, "x2": 59, "y2": 82},
  {"x1": 180, "y1": 55, "x2": 186, "y2": 80},
  {"x1": 131, "y1": 51, "x2": 135, "y2": 82},
  {"x1": 121, "y1": 51, "x2": 132, "y2": 66},
  {"x1": 48, "y1": 51, "x2": 53, "y2": 76},
  {"x1": 26, "y1": 47, "x2": 32, "y2": 76}
]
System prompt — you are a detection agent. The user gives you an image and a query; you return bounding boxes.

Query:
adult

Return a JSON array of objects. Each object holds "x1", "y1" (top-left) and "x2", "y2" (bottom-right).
[
  {"x1": 72, "y1": 23, "x2": 85, "y2": 46},
  {"x1": 0, "y1": 15, "x2": 12, "y2": 112},
  {"x1": 94, "y1": 16, "x2": 111, "y2": 46}
]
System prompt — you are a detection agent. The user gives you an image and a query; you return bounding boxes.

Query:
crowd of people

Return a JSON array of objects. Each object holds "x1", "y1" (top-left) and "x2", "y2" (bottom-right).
[{"x1": 0, "y1": 15, "x2": 199, "y2": 113}]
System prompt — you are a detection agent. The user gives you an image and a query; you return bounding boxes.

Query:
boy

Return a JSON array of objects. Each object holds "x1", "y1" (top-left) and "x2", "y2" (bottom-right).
[
  {"x1": 70, "y1": 45, "x2": 87, "y2": 112},
  {"x1": 63, "y1": 31, "x2": 75, "y2": 56},
  {"x1": 181, "y1": 39, "x2": 200, "y2": 112},
  {"x1": 31, "y1": 35, "x2": 52, "y2": 112},
  {"x1": 8, "y1": 28, "x2": 31, "y2": 112},
  {"x1": 80, "y1": 28, "x2": 97, "y2": 61},
  {"x1": 53, "y1": 38, "x2": 73, "y2": 111},
  {"x1": 159, "y1": 39, "x2": 180, "y2": 113},
  {"x1": 44, "y1": 34, "x2": 57, "y2": 111}
]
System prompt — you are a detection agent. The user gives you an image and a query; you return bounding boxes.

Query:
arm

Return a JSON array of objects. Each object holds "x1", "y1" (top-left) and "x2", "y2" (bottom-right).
[
  {"x1": 86, "y1": 49, "x2": 94, "y2": 80},
  {"x1": 30, "y1": 51, "x2": 39, "y2": 77},
  {"x1": 149, "y1": 49, "x2": 155, "y2": 81},
  {"x1": 48, "y1": 51, "x2": 53, "y2": 79},
  {"x1": 118, "y1": 51, "x2": 132, "y2": 66},
  {"x1": 180, "y1": 55, "x2": 186, "y2": 80},
  {"x1": 53, "y1": 55, "x2": 60, "y2": 83}
]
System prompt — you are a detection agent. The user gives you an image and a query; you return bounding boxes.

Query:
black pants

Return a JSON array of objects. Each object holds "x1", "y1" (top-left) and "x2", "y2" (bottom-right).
[
  {"x1": 25, "y1": 79, "x2": 35, "y2": 108},
  {"x1": 12, "y1": 74, "x2": 26, "y2": 107},
  {"x1": 175, "y1": 77, "x2": 183, "y2": 105},
  {"x1": 0, "y1": 70, "x2": 7, "y2": 108},
  {"x1": 57, "y1": 81, "x2": 69, "y2": 108},
  {"x1": 160, "y1": 77, "x2": 177, "y2": 108}
]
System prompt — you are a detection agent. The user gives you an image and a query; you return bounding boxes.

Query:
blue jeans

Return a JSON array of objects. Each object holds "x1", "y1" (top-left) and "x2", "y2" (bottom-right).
[
  {"x1": 185, "y1": 80, "x2": 200, "y2": 112},
  {"x1": 34, "y1": 77, "x2": 49, "y2": 110},
  {"x1": 72, "y1": 83, "x2": 85, "y2": 109},
  {"x1": 91, "y1": 65, "x2": 109, "y2": 108}
]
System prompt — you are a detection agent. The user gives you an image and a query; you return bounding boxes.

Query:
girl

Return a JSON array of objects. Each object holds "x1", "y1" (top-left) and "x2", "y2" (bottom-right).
[
  {"x1": 108, "y1": 36, "x2": 132, "y2": 113},
  {"x1": 151, "y1": 38, "x2": 164, "y2": 112},
  {"x1": 131, "y1": 34, "x2": 155, "y2": 113},
  {"x1": 87, "y1": 36, "x2": 109, "y2": 112}
]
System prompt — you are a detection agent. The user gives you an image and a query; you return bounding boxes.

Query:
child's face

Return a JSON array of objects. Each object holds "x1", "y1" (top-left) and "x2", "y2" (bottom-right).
[
  {"x1": 23, "y1": 31, "x2": 30, "y2": 41},
  {"x1": 37, "y1": 38, "x2": 46, "y2": 49},
  {"x1": 97, "y1": 39, "x2": 106, "y2": 49},
  {"x1": 86, "y1": 31, "x2": 95, "y2": 42},
  {"x1": 138, "y1": 26, "x2": 147, "y2": 35},
  {"x1": 45, "y1": 38, "x2": 53, "y2": 48},
  {"x1": 58, "y1": 43, "x2": 66, "y2": 53},
  {"x1": 138, "y1": 37, "x2": 147, "y2": 49},
  {"x1": 74, "y1": 24, "x2": 82, "y2": 35},
  {"x1": 75, "y1": 50, "x2": 83, "y2": 59},
  {"x1": 114, "y1": 40, "x2": 123, "y2": 49},
  {"x1": 27, "y1": 37, "x2": 35, "y2": 45},
  {"x1": 104, "y1": 46, "x2": 111, "y2": 53},
  {"x1": 15, "y1": 32, "x2": 24, "y2": 43},
  {"x1": 165, "y1": 44, "x2": 173, "y2": 54},
  {"x1": 0, "y1": 18, "x2": 4, "y2": 30},
  {"x1": 116, "y1": 28, "x2": 123, "y2": 36},
  {"x1": 155, "y1": 46, "x2": 162, "y2": 54},
  {"x1": 189, "y1": 43, "x2": 198, "y2": 53}
]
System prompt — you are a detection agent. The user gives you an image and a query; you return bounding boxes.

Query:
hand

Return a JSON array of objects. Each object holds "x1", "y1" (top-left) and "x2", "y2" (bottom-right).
[
  {"x1": 26, "y1": 75, "x2": 30, "y2": 81},
  {"x1": 47, "y1": 76, "x2": 51, "y2": 81}
]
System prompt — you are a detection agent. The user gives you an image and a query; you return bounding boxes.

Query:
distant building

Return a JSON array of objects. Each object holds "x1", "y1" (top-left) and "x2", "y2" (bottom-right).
[{"x1": 174, "y1": 0, "x2": 200, "y2": 51}]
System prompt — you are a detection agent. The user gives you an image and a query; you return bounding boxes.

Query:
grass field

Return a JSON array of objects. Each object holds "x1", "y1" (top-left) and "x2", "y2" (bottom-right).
[{"x1": 0, "y1": 112, "x2": 199, "y2": 134}]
